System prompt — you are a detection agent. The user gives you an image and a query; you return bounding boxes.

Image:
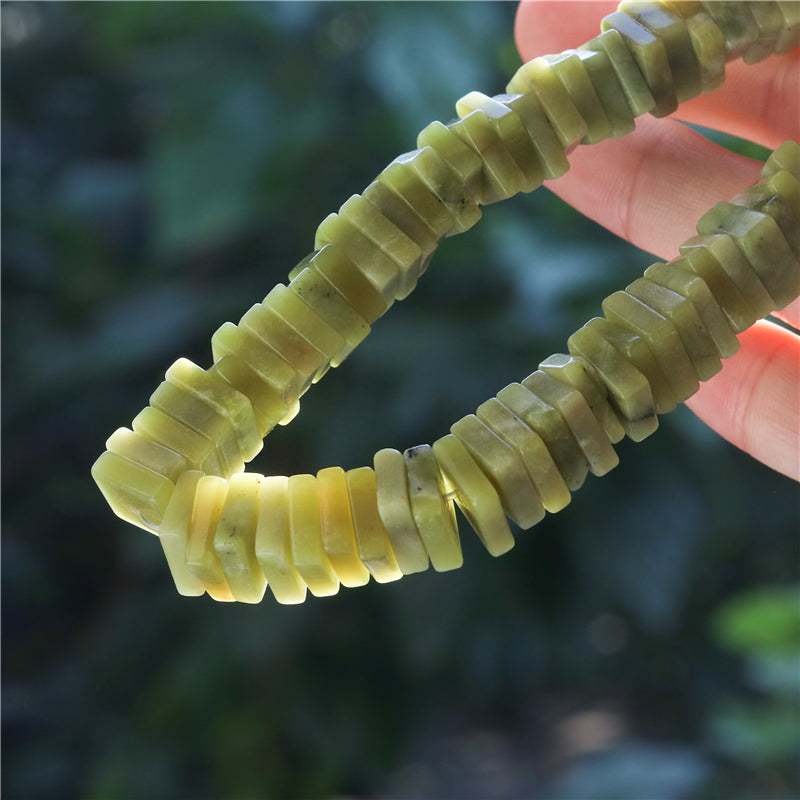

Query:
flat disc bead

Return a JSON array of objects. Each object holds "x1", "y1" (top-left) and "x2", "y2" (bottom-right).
[
  {"x1": 761, "y1": 142, "x2": 800, "y2": 181},
  {"x1": 495, "y1": 93, "x2": 570, "y2": 180},
  {"x1": 567, "y1": 319, "x2": 658, "y2": 442},
  {"x1": 601, "y1": 11, "x2": 677, "y2": 117},
  {"x1": 90, "y1": 450, "x2": 175, "y2": 533},
  {"x1": 475, "y1": 397, "x2": 570, "y2": 513},
  {"x1": 580, "y1": 29, "x2": 656, "y2": 116},
  {"x1": 734, "y1": 183, "x2": 800, "y2": 258},
  {"x1": 497, "y1": 381, "x2": 589, "y2": 492},
  {"x1": 619, "y1": 1, "x2": 702, "y2": 102},
  {"x1": 601, "y1": 289, "x2": 700, "y2": 402},
  {"x1": 211, "y1": 321, "x2": 301, "y2": 405},
  {"x1": 212, "y1": 353, "x2": 292, "y2": 437},
  {"x1": 626, "y1": 277, "x2": 722, "y2": 383},
  {"x1": 741, "y1": 2, "x2": 784, "y2": 63},
  {"x1": 288, "y1": 474, "x2": 340, "y2": 597},
  {"x1": 449, "y1": 110, "x2": 526, "y2": 204},
  {"x1": 537, "y1": 354, "x2": 626, "y2": 445},
  {"x1": 254, "y1": 475, "x2": 307, "y2": 605},
  {"x1": 214, "y1": 472, "x2": 267, "y2": 604},
  {"x1": 541, "y1": 51, "x2": 612, "y2": 144},
  {"x1": 157, "y1": 470, "x2": 206, "y2": 596},
  {"x1": 106, "y1": 426, "x2": 189, "y2": 483},
  {"x1": 664, "y1": 2, "x2": 725, "y2": 92},
  {"x1": 185, "y1": 475, "x2": 235, "y2": 602},
  {"x1": 521, "y1": 370, "x2": 619, "y2": 477},
  {"x1": 374, "y1": 448, "x2": 430, "y2": 575},
  {"x1": 454, "y1": 92, "x2": 544, "y2": 193},
  {"x1": 317, "y1": 466, "x2": 370, "y2": 588},
  {"x1": 432, "y1": 434, "x2": 515, "y2": 557},
  {"x1": 701, "y1": 2, "x2": 759, "y2": 59},
  {"x1": 403, "y1": 445, "x2": 462, "y2": 572},
  {"x1": 346, "y1": 467, "x2": 402, "y2": 583},
  {"x1": 166, "y1": 358, "x2": 262, "y2": 464},
  {"x1": 148, "y1": 381, "x2": 244, "y2": 477},
  {"x1": 132, "y1": 406, "x2": 224, "y2": 477},
  {"x1": 642, "y1": 260, "x2": 740, "y2": 359},
  {"x1": 775, "y1": 2, "x2": 800, "y2": 54},
  {"x1": 678, "y1": 238, "x2": 759, "y2": 332},
  {"x1": 450, "y1": 413, "x2": 545, "y2": 530}
]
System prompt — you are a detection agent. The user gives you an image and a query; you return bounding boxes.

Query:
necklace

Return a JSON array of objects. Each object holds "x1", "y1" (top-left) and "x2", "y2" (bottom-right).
[{"x1": 91, "y1": 0, "x2": 800, "y2": 604}]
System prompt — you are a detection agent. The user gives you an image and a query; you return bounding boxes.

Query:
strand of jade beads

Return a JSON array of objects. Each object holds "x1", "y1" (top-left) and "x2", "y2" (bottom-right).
[{"x1": 91, "y1": 1, "x2": 800, "y2": 603}]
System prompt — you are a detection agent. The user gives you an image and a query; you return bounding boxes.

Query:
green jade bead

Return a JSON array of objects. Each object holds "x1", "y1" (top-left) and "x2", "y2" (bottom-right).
[
  {"x1": 678, "y1": 239, "x2": 760, "y2": 332},
  {"x1": 627, "y1": 277, "x2": 721, "y2": 384},
  {"x1": 498, "y1": 381, "x2": 590, "y2": 492},
  {"x1": 542, "y1": 50, "x2": 613, "y2": 144},
  {"x1": 506, "y1": 56, "x2": 588, "y2": 147},
  {"x1": 432, "y1": 434, "x2": 516, "y2": 557},
  {"x1": 495, "y1": 93, "x2": 570, "y2": 179},
  {"x1": 166, "y1": 357, "x2": 262, "y2": 463},
  {"x1": 701, "y1": 1, "x2": 760, "y2": 59},
  {"x1": 760, "y1": 142, "x2": 800, "y2": 180},
  {"x1": 158, "y1": 470, "x2": 206, "y2": 595},
  {"x1": 662, "y1": 1, "x2": 725, "y2": 92},
  {"x1": 455, "y1": 92, "x2": 544, "y2": 192},
  {"x1": 214, "y1": 472, "x2": 267, "y2": 604},
  {"x1": 131, "y1": 406, "x2": 224, "y2": 477},
  {"x1": 775, "y1": 2, "x2": 800, "y2": 55},
  {"x1": 450, "y1": 413, "x2": 545, "y2": 529},
  {"x1": 538, "y1": 353, "x2": 627, "y2": 444},
  {"x1": 289, "y1": 265, "x2": 370, "y2": 364},
  {"x1": 642, "y1": 259, "x2": 740, "y2": 359},
  {"x1": 148, "y1": 381, "x2": 244, "y2": 476},
  {"x1": 580, "y1": 29, "x2": 656, "y2": 116},
  {"x1": 742, "y1": 2, "x2": 784, "y2": 64},
  {"x1": 449, "y1": 110, "x2": 526, "y2": 204},
  {"x1": 601, "y1": 10, "x2": 678, "y2": 117},
  {"x1": 697, "y1": 202, "x2": 799, "y2": 310},
  {"x1": 521, "y1": 369, "x2": 619, "y2": 477},
  {"x1": 416, "y1": 120, "x2": 483, "y2": 211},
  {"x1": 212, "y1": 353, "x2": 292, "y2": 436},
  {"x1": 733, "y1": 187, "x2": 800, "y2": 259},
  {"x1": 567, "y1": 318, "x2": 659, "y2": 441},
  {"x1": 568, "y1": 48, "x2": 636, "y2": 139},
  {"x1": 403, "y1": 444, "x2": 462, "y2": 572},
  {"x1": 620, "y1": 1, "x2": 702, "y2": 101},
  {"x1": 106, "y1": 426, "x2": 189, "y2": 483}
]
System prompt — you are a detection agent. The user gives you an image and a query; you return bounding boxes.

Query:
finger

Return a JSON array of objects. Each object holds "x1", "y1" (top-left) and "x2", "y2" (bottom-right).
[
  {"x1": 515, "y1": 2, "x2": 800, "y2": 149},
  {"x1": 542, "y1": 115, "x2": 763, "y2": 260},
  {"x1": 684, "y1": 320, "x2": 800, "y2": 481}
]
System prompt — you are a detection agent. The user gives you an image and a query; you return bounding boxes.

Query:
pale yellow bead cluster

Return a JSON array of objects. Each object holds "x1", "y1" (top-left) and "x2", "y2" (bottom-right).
[{"x1": 92, "y1": 1, "x2": 800, "y2": 604}]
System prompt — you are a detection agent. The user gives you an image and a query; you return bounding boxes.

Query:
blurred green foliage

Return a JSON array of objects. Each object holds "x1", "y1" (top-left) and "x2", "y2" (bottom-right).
[{"x1": 2, "y1": 3, "x2": 798, "y2": 799}]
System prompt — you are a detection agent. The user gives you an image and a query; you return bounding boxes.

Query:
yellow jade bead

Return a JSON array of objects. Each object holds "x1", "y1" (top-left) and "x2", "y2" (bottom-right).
[
  {"x1": 346, "y1": 467, "x2": 402, "y2": 584},
  {"x1": 317, "y1": 466, "x2": 371, "y2": 588},
  {"x1": 254, "y1": 476, "x2": 307, "y2": 605},
  {"x1": 185, "y1": 475, "x2": 235, "y2": 602}
]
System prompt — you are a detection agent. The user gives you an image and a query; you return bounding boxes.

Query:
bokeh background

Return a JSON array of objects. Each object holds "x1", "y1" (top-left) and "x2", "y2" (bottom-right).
[{"x1": 3, "y1": 3, "x2": 798, "y2": 799}]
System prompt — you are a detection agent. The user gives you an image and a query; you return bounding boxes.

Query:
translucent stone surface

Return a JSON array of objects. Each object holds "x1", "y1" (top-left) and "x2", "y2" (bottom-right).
[
  {"x1": 106, "y1": 426, "x2": 188, "y2": 483},
  {"x1": 432, "y1": 434, "x2": 515, "y2": 557},
  {"x1": 403, "y1": 444, "x2": 462, "y2": 572}
]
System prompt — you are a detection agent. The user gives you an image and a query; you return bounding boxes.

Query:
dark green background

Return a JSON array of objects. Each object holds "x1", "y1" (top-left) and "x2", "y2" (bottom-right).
[{"x1": 3, "y1": 3, "x2": 798, "y2": 798}]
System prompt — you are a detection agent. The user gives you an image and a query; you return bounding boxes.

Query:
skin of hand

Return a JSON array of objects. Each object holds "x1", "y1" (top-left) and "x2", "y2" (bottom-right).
[{"x1": 515, "y1": 0, "x2": 800, "y2": 481}]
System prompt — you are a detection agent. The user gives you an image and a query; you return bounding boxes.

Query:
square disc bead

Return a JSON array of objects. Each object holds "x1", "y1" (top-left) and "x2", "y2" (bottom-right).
[
  {"x1": 642, "y1": 260, "x2": 740, "y2": 359},
  {"x1": 497, "y1": 381, "x2": 589, "y2": 492},
  {"x1": 317, "y1": 466, "x2": 370, "y2": 588},
  {"x1": 416, "y1": 121, "x2": 483, "y2": 204},
  {"x1": 91, "y1": 450, "x2": 174, "y2": 533},
  {"x1": 166, "y1": 358, "x2": 262, "y2": 463},
  {"x1": 567, "y1": 319, "x2": 658, "y2": 442},
  {"x1": 521, "y1": 370, "x2": 619, "y2": 477},
  {"x1": 106, "y1": 427, "x2": 188, "y2": 483},
  {"x1": 157, "y1": 470, "x2": 206, "y2": 596},
  {"x1": 761, "y1": 142, "x2": 800, "y2": 181},
  {"x1": 185, "y1": 475, "x2": 235, "y2": 602},
  {"x1": 214, "y1": 472, "x2": 267, "y2": 604},
  {"x1": 432, "y1": 435, "x2": 515, "y2": 557},
  {"x1": 475, "y1": 397, "x2": 570, "y2": 513},
  {"x1": 288, "y1": 474, "x2": 340, "y2": 597},
  {"x1": 403, "y1": 445, "x2": 462, "y2": 572},
  {"x1": 601, "y1": 11, "x2": 677, "y2": 117},
  {"x1": 254, "y1": 475, "x2": 307, "y2": 605},
  {"x1": 537, "y1": 354, "x2": 626, "y2": 445},
  {"x1": 580, "y1": 29, "x2": 656, "y2": 116},
  {"x1": 346, "y1": 467, "x2": 402, "y2": 583},
  {"x1": 450, "y1": 413, "x2": 545, "y2": 529},
  {"x1": 374, "y1": 448, "x2": 430, "y2": 575}
]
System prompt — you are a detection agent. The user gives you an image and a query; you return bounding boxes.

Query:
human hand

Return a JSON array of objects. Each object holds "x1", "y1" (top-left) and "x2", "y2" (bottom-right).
[{"x1": 515, "y1": 0, "x2": 800, "y2": 481}]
